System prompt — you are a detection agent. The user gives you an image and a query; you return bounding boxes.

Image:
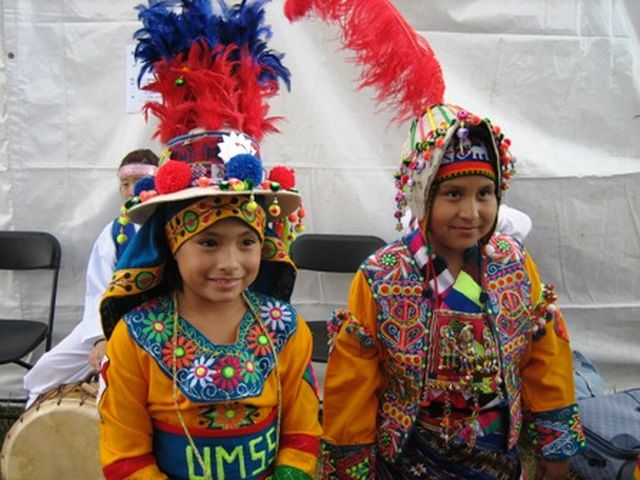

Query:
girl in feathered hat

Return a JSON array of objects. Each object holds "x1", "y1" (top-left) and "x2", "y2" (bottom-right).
[
  {"x1": 98, "y1": 2, "x2": 319, "y2": 479},
  {"x1": 284, "y1": 2, "x2": 585, "y2": 479}
]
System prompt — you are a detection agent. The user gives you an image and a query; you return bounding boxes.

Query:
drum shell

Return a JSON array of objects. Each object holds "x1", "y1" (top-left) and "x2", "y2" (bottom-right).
[{"x1": 0, "y1": 381, "x2": 102, "y2": 480}]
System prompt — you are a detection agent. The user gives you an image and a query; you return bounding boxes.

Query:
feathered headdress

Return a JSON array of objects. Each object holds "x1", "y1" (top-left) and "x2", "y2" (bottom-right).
[
  {"x1": 284, "y1": 0, "x2": 516, "y2": 230},
  {"x1": 284, "y1": 0, "x2": 445, "y2": 123},
  {"x1": 127, "y1": 0, "x2": 305, "y2": 243},
  {"x1": 102, "y1": 0, "x2": 307, "y2": 340},
  {"x1": 135, "y1": 0, "x2": 290, "y2": 142}
]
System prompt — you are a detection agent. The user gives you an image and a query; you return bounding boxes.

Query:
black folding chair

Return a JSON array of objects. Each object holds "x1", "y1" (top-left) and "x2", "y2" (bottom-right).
[
  {"x1": 0, "y1": 231, "x2": 62, "y2": 406},
  {"x1": 290, "y1": 234, "x2": 385, "y2": 363}
]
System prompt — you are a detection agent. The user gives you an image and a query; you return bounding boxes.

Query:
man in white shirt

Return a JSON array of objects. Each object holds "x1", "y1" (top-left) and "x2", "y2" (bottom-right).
[{"x1": 23, "y1": 149, "x2": 158, "y2": 407}]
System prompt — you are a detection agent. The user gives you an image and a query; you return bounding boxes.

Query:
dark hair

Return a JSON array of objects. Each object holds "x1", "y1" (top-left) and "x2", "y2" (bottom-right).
[{"x1": 119, "y1": 149, "x2": 160, "y2": 168}]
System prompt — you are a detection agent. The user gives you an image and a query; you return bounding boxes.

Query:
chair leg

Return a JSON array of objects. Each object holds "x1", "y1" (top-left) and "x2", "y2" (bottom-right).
[{"x1": 14, "y1": 359, "x2": 33, "y2": 370}]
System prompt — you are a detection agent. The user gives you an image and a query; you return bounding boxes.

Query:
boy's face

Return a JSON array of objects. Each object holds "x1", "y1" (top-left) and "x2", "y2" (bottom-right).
[
  {"x1": 173, "y1": 217, "x2": 262, "y2": 308},
  {"x1": 119, "y1": 175, "x2": 145, "y2": 202},
  {"x1": 427, "y1": 175, "x2": 498, "y2": 260}
]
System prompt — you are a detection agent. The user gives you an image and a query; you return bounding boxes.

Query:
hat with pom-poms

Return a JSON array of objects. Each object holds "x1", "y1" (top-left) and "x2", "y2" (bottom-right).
[
  {"x1": 123, "y1": 0, "x2": 306, "y2": 240},
  {"x1": 101, "y1": 0, "x2": 306, "y2": 340}
]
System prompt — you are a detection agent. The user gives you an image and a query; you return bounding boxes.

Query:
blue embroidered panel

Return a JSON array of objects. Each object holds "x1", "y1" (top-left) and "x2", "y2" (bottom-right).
[{"x1": 124, "y1": 291, "x2": 297, "y2": 402}]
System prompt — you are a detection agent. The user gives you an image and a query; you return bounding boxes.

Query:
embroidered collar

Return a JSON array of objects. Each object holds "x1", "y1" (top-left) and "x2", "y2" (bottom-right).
[
  {"x1": 123, "y1": 291, "x2": 297, "y2": 402},
  {"x1": 404, "y1": 229, "x2": 481, "y2": 300}
]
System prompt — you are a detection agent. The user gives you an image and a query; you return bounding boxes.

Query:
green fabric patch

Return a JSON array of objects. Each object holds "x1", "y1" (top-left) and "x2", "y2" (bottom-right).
[{"x1": 453, "y1": 270, "x2": 482, "y2": 307}]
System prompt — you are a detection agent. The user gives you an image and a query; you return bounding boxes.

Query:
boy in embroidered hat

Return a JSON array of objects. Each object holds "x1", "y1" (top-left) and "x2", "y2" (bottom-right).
[
  {"x1": 97, "y1": 2, "x2": 320, "y2": 479},
  {"x1": 284, "y1": 2, "x2": 585, "y2": 479},
  {"x1": 23, "y1": 148, "x2": 158, "y2": 407}
]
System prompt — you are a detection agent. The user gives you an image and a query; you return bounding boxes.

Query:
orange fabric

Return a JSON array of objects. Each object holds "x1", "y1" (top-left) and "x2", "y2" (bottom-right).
[
  {"x1": 322, "y1": 271, "x2": 385, "y2": 445},
  {"x1": 99, "y1": 314, "x2": 321, "y2": 478}
]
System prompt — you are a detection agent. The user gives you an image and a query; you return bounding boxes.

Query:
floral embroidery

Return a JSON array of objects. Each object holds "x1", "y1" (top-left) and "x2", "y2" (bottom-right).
[
  {"x1": 161, "y1": 335, "x2": 197, "y2": 369},
  {"x1": 212, "y1": 355, "x2": 243, "y2": 391},
  {"x1": 261, "y1": 299, "x2": 293, "y2": 331},
  {"x1": 366, "y1": 243, "x2": 418, "y2": 282},
  {"x1": 186, "y1": 356, "x2": 215, "y2": 388},
  {"x1": 380, "y1": 253, "x2": 397, "y2": 267},
  {"x1": 246, "y1": 325, "x2": 275, "y2": 357},
  {"x1": 124, "y1": 291, "x2": 298, "y2": 402},
  {"x1": 242, "y1": 355, "x2": 261, "y2": 384},
  {"x1": 141, "y1": 311, "x2": 173, "y2": 342}
]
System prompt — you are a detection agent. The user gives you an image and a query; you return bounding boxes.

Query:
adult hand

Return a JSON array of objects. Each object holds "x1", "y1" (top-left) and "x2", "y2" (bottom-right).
[
  {"x1": 534, "y1": 458, "x2": 571, "y2": 480},
  {"x1": 89, "y1": 339, "x2": 107, "y2": 372}
]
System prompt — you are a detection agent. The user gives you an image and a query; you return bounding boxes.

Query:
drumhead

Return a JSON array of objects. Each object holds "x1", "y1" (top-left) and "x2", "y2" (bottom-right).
[{"x1": 1, "y1": 382, "x2": 102, "y2": 480}]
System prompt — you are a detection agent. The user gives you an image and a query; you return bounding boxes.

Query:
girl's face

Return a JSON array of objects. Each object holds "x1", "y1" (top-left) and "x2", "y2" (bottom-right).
[
  {"x1": 427, "y1": 175, "x2": 498, "y2": 260},
  {"x1": 173, "y1": 217, "x2": 262, "y2": 307}
]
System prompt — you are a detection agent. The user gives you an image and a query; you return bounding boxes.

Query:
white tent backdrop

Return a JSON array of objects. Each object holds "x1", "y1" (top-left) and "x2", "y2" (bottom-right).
[{"x1": 1, "y1": 0, "x2": 639, "y2": 398}]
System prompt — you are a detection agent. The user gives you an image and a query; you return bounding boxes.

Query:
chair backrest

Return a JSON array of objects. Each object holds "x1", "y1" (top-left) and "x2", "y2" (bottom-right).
[
  {"x1": 289, "y1": 234, "x2": 386, "y2": 364},
  {"x1": 290, "y1": 234, "x2": 386, "y2": 273},
  {"x1": 0, "y1": 231, "x2": 61, "y2": 271},
  {"x1": 0, "y1": 231, "x2": 62, "y2": 351}
]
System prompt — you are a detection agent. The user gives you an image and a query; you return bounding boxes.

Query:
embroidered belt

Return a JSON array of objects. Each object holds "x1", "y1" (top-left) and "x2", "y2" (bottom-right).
[{"x1": 153, "y1": 410, "x2": 277, "y2": 480}]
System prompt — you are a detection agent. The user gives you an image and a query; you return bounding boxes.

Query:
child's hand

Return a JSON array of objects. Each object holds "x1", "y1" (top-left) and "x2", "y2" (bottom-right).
[
  {"x1": 534, "y1": 458, "x2": 571, "y2": 480},
  {"x1": 89, "y1": 339, "x2": 107, "y2": 372}
]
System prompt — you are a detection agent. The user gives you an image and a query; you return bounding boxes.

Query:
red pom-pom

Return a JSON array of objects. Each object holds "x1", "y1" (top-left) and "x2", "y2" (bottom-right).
[
  {"x1": 268, "y1": 166, "x2": 296, "y2": 190},
  {"x1": 155, "y1": 160, "x2": 192, "y2": 194}
]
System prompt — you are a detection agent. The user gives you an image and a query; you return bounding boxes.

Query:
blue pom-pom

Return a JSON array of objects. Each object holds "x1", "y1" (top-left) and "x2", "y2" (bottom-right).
[
  {"x1": 224, "y1": 154, "x2": 263, "y2": 186},
  {"x1": 134, "y1": 176, "x2": 156, "y2": 195}
]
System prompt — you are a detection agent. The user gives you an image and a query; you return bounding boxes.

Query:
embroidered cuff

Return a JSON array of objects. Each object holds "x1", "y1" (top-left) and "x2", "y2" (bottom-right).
[
  {"x1": 525, "y1": 403, "x2": 586, "y2": 460},
  {"x1": 328, "y1": 309, "x2": 376, "y2": 355},
  {"x1": 322, "y1": 441, "x2": 376, "y2": 480},
  {"x1": 272, "y1": 465, "x2": 314, "y2": 480}
]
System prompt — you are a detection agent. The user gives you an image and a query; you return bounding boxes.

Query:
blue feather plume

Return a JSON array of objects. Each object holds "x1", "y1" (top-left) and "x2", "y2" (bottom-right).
[
  {"x1": 133, "y1": 0, "x2": 290, "y2": 89},
  {"x1": 216, "y1": 0, "x2": 290, "y2": 89}
]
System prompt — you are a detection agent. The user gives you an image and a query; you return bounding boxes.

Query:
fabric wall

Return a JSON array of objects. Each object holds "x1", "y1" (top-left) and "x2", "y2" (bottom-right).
[{"x1": 1, "y1": 0, "x2": 638, "y2": 397}]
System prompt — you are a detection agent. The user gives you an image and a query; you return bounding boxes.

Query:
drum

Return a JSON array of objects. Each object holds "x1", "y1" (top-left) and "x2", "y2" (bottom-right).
[{"x1": 0, "y1": 380, "x2": 102, "y2": 480}]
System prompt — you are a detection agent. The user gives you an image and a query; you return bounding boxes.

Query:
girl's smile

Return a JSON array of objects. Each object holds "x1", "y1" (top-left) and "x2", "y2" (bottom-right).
[{"x1": 173, "y1": 217, "x2": 262, "y2": 309}]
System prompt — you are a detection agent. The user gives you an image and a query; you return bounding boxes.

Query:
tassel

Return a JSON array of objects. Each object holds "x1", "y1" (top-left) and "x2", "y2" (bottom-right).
[{"x1": 284, "y1": 0, "x2": 445, "y2": 123}]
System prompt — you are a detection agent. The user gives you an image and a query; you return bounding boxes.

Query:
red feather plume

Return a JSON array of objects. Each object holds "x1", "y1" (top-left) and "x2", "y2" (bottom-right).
[
  {"x1": 143, "y1": 41, "x2": 282, "y2": 143},
  {"x1": 284, "y1": 0, "x2": 445, "y2": 123}
]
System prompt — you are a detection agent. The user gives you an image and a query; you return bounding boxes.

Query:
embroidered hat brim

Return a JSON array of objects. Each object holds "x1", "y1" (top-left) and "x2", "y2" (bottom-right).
[{"x1": 127, "y1": 187, "x2": 301, "y2": 225}]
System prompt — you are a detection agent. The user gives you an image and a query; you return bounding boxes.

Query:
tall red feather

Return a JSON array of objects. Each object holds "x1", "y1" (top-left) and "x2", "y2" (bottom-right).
[
  {"x1": 143, "y1": 41, "x2": 282, "y2": 143},
  {"x1": 285, "y1": 0, "x2": 445, "y2": 123}
]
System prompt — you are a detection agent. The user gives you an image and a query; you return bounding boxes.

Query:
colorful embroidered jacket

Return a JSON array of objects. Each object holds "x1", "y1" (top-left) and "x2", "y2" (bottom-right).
[
  {"x1": 99, "y1": 291, "x2": 321, "y2": 480},
  {"x1": 322, "y1": 233, "x2": 585, "y2": 477}
]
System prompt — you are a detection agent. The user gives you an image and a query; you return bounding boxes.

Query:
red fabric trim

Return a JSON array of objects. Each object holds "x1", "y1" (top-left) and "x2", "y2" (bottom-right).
[
  {"x1": 152, "y1": 408, "x2": 277, "y2": 438},
  {"x1": 103, "y1": 453, "x2": 156, "y2": 480},
  {"x1": 434, "y1": 160, "x2": 495, "y2": 181},
  {"x1": 280, "y1": 433, "x2": 320, "y2": 456}
]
